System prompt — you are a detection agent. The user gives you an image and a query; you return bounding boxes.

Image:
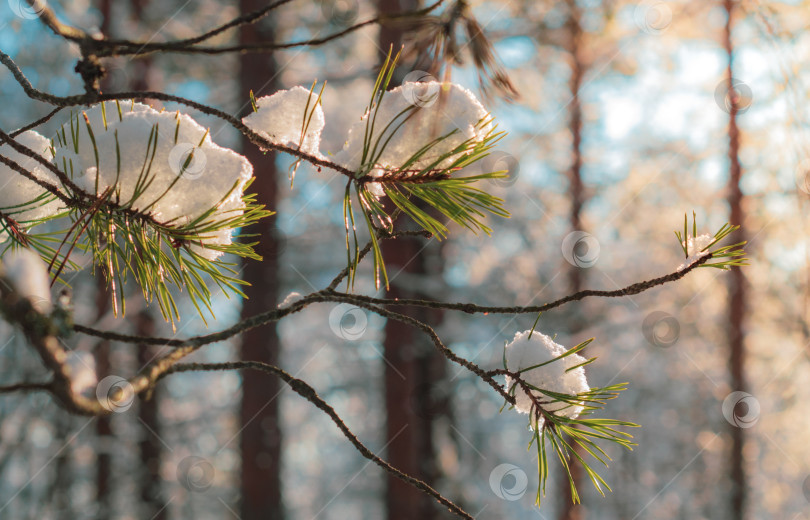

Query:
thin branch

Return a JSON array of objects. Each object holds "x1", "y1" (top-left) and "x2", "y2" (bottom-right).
[
  {"x1": 0, "y1": 153, "x2": 73, "y2": 205},
  {"x1": 10, "y1": 107, "x2": 65, "y2": 138},
  {"x1": 0, "y1": 381, "x2": 52, "y2": 394},
  {"x1": 326, "y1": 253, "x2": 714, "y2": 315},
  {"x1": 82, "y1": 0, "x2": 447, "y2": 57},
  {"x1": 159, "y1": 360, "x2": 473, "y2": 520},
  {"x1": 0, "y1": 51, "x2": 355, "y2": 177},
  {"x1": 94, "y1": 0, "x2": 297, "y2": 53},
  {"x1": 29, "y1": 0, "x2": 88, "y2": 42},
  {"x1": 73, "y1": 291, "x2": 331, "y2": 347},
  {"x1": 0, "y1": 126, "x2": 88, "y2": 198},
  {"x1": 73, "y1": 254, "x2": 711, "y2": 369}
]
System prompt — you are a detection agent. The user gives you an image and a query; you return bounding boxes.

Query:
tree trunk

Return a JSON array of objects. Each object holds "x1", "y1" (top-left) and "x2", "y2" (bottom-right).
[
  {"x1": 559, "y1": 2, "x2": 586, "y2": 518},
  {"x1": 52, "y1": 415, "x2": 73, "y2": 520},
  {"x1": 136, "y1": 311, "x2": 167, "y2": 519},
  {"x1": 94, "y1": 279, "x2": 113, "y2": 520},
  {"x1": 117, "y1": 3, "x2": 165, "y2": 516},
  {"x1": 94, "y1": 3, "x2": 114, "y2": 515},
  {"x1": 377, "y1": 2, "x2": 446, "y2": 519},
  {"x1": 238, "y1": 4, "x2": 283, "y2": 519},
  {"x1": 382, "y1": 238, "x2": 445, "y2": 520},
  {"x1": 723, "y1": 1, "x2": 747, "y2": 518}
]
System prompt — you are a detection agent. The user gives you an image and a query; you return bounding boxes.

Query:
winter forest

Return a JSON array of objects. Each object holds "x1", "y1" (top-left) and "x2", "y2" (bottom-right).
[{"x1": 0, "y1": 0, "x2": 807, "y2": 518}]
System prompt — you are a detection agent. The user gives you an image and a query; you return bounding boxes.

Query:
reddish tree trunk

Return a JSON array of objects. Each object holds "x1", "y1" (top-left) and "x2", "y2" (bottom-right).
[
  {"x1": 238, "y1": 3, "x2": 283, "y2": 519},
  {"x1": 136, "y1": 312, "x2": 167, "y2": 519},
  {"x1": 382, "y1": 237, "x2": 445, "y2": 520},
  {"x1": 94, "y1": 279, "x2": 113, "y2": 520},
  {"x1": 95, "y1": 2, "x2": 114, "y2": 514},
  {"x1": 559, "y1": 2, "x2": 586, "y2": 518},
  {"x1": 723, "y1": 1, "x2": 747, "y2": 518},
  {"x1": 377, "y1": 1, "x2": 446, "y2": 519},
  {"x1": 120, "y1": 3, "x2": 164, "y2": 514}
]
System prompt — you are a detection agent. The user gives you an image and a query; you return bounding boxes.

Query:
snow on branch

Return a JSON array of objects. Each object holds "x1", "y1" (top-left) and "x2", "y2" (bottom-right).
[
  {"x1": 243, "y1": 86, "x2": 326, "y2": 158},
  {"x1": 0, "y1": 4, "x2": 753, "y2": 512},
  {"x1": 0, "y1": 130, "x2": 62, "y2": 244},
  {"x1": 496, "y1": 333, "x2": 636, "y2": 504},
  {"x1": 52, "y1": 100, "x2": 254, "y2": 260},
  {"x1": 0, "y1": 100, "x2": 272, "y2": 325}
]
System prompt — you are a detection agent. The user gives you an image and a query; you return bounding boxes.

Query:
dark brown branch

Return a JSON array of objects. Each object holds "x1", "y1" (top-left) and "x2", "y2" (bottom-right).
[
  {"x1": 0, "y1": 381, "x2": 52, "y2": 394},
  {"x1": 83, "y1": 0, "x2": 447, "y2": 57},
  {"x1": 30, "y1": 0, "x2": 88, "y2": 42},
  {"x1": 159, "y1": 360, "x2": 472, "y2": 520},
  {"x1": 326, "y1": 253, "x2": 713, "y2": 315},
  {"x1": 0, "y1": 266, "x2": 205, "y2": 414},
  {"x1": 73, "y1": 291, "x2": 331, "y2": 347},
  {"x1": 0, "y1": 51, "x2": 356, "y2": 177},
  {"x1": 10, "y1": 107, "x2": 65, "y2": 138},
  {"x1": 94, "y1": 0, "x2": 296, "y2": 53},
  {"x1": 72, "y1": 255, "x2": 714, "y2": 409},
  {"x1": 73, "y1": 254, "x2": 711, "y2": 360},
  {"x1": 70, "y1": 252, "x2": 713, "y2": 409}
]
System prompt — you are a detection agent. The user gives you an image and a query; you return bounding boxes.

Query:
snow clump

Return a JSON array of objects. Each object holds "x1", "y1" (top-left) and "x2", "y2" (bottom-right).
[
  {"x1": 278, "y1": 291, "x2": 303, "y2": 308},
  {"x1": 241, "y1": 82, "x2": 493, "y2": 200},
  {"x1": 333, "y1": 82, "x2": 492, "y2": 173},
  {"x1": 677, "y1": 233, "x2": 713, "y2": 272},
  {"x1": 0, "y1": 130, "x2": 62, "y2": 242},
  {"x1": 52, "y1": 101, "x2": 253, "y2": 260},
  {"x1": 504, "y1": 330, "x2": 590, "y2": 429},
  {"x1": 1, "y1": 248, "x2": 53, "y2": 313},
  {"x1": 242, "y1": 87, "x2": 325, "y2": 158}
]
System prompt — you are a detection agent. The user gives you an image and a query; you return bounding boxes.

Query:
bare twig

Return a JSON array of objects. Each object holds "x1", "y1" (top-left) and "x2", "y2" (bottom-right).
[
  {"x1": 160, "y1": 360, "x2": 473, "y2": 519},
  {"x1": 0, "y1": 381, "x2": 52, "y2": 394},
  {"x1": 75, "y1": 253, "x2": 711, "y2": 348},
  {"x1": 73, "y1": 0, "x2": 447, "y2": 57},
  {"x1": 326, "y1": 253, "x2": 713, "y2": 315},
  {"x1": 10, "y1": 107, "x2": 65, "y2": 138}
]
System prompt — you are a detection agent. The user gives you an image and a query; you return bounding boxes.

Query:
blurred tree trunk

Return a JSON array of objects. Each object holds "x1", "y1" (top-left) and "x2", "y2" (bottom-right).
[
  {"x1": 136, "y1": 311, "x2": 167, "y2": 519},
  {"x1": 238, "y1": 3, "x2": 283, "y2": 519},
  {"x1": 381, "y1": 237, "x2": 446, "y2": 520},
  {"x1": 120, "y1": 3, "x2": 166, "y2": 517},
  {"x1": 723, "y1": 1, "x2": 748, "y2": 518},
  {"x1": 95, "y1": 2, "x2": 113, "y2": 515},
  {"x1": 378, "y1": 2, "x2": 447, "y2": 519},
  {"x1": 52, "y1": 415, "x2": 73, "y2": 520},
  {"x1": 96, "y1": 2, "x2": 159, "y2": 516},
  {"x1": 94, "y1": 282, "x2": 113, "y2": 519},
  {"x1": 559, "y1": 1, "x2": 585, "y2": 518}
]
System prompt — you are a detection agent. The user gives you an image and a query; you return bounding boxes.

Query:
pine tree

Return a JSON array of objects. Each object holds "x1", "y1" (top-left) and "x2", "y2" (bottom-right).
[{"x1": 0, "y1": 1, "x2": 755, "y2": 518}]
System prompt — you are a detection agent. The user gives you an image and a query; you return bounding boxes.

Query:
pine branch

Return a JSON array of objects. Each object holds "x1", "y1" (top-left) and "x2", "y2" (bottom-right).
[
  {"x1": 10, "y1": 107, "x2": 65, "y2": 138},
  {"x1": 58, "y1": 0, "x2": 448, "y2": 57},
  {"x1": 0, "y1": 103, "x2": 274, "y2": 323},
  {"x1": 0, "y1": 381, "x2": 52, "y2": 394},
  {"x1": 0, "y1": 266, "x2": 204, "y2": 414},
  {"x1": 327, "y1": 252, "x2": 713, "y2": 315},
  {"x1": 492, "y1": 363, "x2": 637, "y2": 505},
  {"x1": 158, "y1": 361, "x2": 473, "y2": 520},
  {"x1": 0, "y1": 53, "x2": 356, "y2": 177},
  {"x1": 72, "y1": 248, "x2": 712, "y2": 359}
]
